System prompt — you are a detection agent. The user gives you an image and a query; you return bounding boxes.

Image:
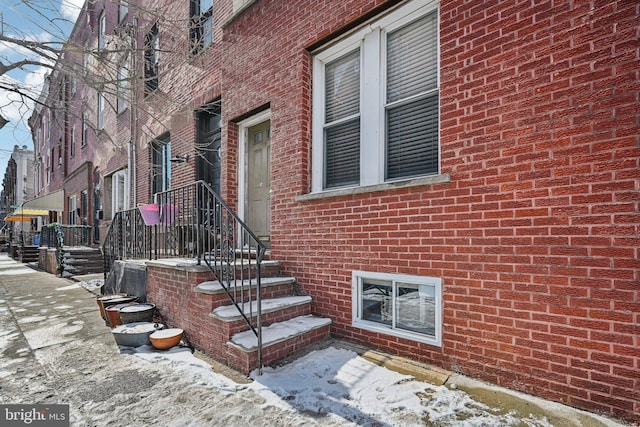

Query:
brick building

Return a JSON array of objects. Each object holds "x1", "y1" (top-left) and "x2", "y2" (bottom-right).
[
  {"x1": 32, "y1": 0, "x2": 639, "y2": 422},
  {"x1": 216, "y1": 0, "x2": 638, "y2": 421}
]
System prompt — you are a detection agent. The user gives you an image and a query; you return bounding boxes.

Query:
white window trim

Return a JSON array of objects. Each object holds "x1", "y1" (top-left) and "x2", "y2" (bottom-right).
[
  {"x1": 98, "y1": 12, "x2": 106, "y2": 49},
  {"x1": 311, "y1": 0, "x2": 440, "y2": 194},
  {"x1": 352, "y1": 270, "x2": 442, "y2": 347},
  {"x1": 98, "y1": 92, "x2": 105, "y2": 129},
  {"x1": 112, "y1": 169, "x2": 129, "y2": 215},
  {"x1": 82, "y1": 112, "x2": 88, "y2": 146},
  {"x1": 237, "y1": 108, "x2": 271, "y2": 226},
  {"x1": 70, "y1": 124, "x2": 76, "y2": 157},
  {"x1": 69, "y1": 195, "x2": 77, "y2": 225},
  {"x1": 117, "y1": 60, "x2": 129, "y2": 114},
  {"x1": 119, "y1": 0, "x2": 129, "y2": 23}
]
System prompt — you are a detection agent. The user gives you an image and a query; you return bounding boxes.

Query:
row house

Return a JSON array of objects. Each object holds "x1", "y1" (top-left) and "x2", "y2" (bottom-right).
[
  {"x1": 32, "y1": 0, "x2": 639, "y2": 423},
  {"x1": 30, "y1": 1, "x2": 132, "y2": 243}
]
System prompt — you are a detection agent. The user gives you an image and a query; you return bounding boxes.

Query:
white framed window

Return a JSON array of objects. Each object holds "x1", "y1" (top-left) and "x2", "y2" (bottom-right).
[
  {"x1": 117, "y1": 60, "x2": 129, "y2": 113},
  {"x1": 83, "y1": 49, "x2": 89, "y2": 76},
  {"x1": 69, "y1": 195, "x2": 77, "y2": 225},
  {"x1": 152, "y1": 136, "x2": 171, "y2": 194},
  {"x1": 352, "y1": 271, "x2": 442, "y2": 346},
  {"x1": 112, "y1": 169, "x2": 129, "y2": 214},
  {"x1": 98, "y1": 12, "x2": 106, "y2": 50},
  {"x1": 312, "y1": 0, "x2": 439, "y2": 192},
  {"x1": 82, "y1": 111, "x2": 88, "y2": 146},
  {"x1": 45, "y1": 153, "x2": 50, "y2": 185},
  {"x1": 70, "y1": 124, "x2": 76, "y2": 157},
  {"x1": 97, "y1": 92, "x2": 105, "y2": 129},
  {"x1": 119, "y1": 0, "x2": 129, "y2": 23},
  {"x1": 43, "y1": 110, "x2": 49, "y2": 144}
]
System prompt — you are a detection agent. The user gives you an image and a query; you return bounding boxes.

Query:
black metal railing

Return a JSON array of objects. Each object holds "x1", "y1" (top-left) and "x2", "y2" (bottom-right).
[
  {"x1": 41, "y1": 225, "x2": 93, "y2": 248},
  {"x1": 102, "y1": 181, "x2": 267, "y2": 369},
  {"x1": 102, "y1": 207, "x2": 154, "y2": 276}
]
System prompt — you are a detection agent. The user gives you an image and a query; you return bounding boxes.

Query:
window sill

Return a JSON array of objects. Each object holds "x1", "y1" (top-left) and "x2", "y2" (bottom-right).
[
  {"x1": 221, "y1": 0, "x2": 258, "y2": 28},
  {"x1": 296, "y1": 173, "x2": 450, "y2": 202},
  {"x1": 353, "y1": 320, "x2": 441, "y2": 347}
]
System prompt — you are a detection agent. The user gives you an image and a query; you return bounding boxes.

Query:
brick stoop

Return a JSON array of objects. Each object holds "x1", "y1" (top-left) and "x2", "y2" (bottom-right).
[
  {"x1": 193, "y1": 278, "x2": 332, "y2": 374},
  {"x1": 227, "y1": 315, "x2": 332, "y2": 374},
  {"x1": 147, "y1": 261, "x2": 333, "y2": 376},
  {"x1": 19, "y1": 245, "x2": 40, "y2": 263},
  {"x1": 62, "y1": 248, "x2": 104, "y2": 276}
]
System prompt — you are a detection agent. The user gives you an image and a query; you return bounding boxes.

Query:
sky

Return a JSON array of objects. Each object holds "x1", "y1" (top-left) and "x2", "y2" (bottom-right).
[{"x1": 0, "y1": 0, "x2": 83, "y2": 189}]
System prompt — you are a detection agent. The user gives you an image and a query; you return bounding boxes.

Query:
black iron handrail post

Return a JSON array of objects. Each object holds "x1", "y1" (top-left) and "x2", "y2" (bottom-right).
[{"x1": 196, "y1": 182, "x2": 202, "y2": 265}]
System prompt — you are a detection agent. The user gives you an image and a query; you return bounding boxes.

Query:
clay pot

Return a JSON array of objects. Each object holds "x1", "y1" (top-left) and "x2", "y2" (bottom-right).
[
  {"x1": 96, "y1": 294, "x2": 127, "y2": 319},
  {"x1": 105, "y1": 303, "x2": 138, "y2": 328},
  {"x1": 150, "y1": 328, "x2": 184, "y2": 350}
]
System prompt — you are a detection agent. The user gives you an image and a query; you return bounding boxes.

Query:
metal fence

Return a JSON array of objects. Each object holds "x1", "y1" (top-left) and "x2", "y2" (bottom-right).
[
  {"x1": 40, "y1": 225, "x2": 93, "y2": 248},
  {"x1": 102, "y1": 181, "x2": 267, "y2": 369}
]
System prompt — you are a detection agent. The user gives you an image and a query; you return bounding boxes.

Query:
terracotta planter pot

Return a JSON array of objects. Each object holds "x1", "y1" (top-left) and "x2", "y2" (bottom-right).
[
  {"x1": 105, "y1": 303, "x2": 138, "y2": 328},
  {"x1": 96, "y1": 294, "x2": 127, "y2": 319},
  {"x1": 150, "y1": 328, "x2": 184, "y2": 350}
]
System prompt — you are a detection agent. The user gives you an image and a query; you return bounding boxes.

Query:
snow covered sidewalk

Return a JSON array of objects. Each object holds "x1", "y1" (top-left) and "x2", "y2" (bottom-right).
[{"x1": 0, "y1": 254, "x2": 629, "y2": 426}]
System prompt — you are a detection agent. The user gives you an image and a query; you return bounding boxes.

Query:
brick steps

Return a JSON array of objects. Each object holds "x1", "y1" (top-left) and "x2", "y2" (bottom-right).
[
  {"x1": 193, "y1": 274, "x2": 331, "y2": 374},
  {"x1": 62, "y1": 248, "x2": 104, "y2": 276},
  {"x1": 212, "y1": 295, "x2": 312, "y2": 321},
  {"x1": 195, "y1": 276, "x2": 296, "y2": 301},
  {"x1": 230, "y1": 315, "x2": 331, "y2": 352},
  {"x1": 200, "y1": 257, "x2": 282, "y2": 279},
  {"x1": 226, "y1": 315, "x2": 332, "y2": 374},
  {"x1": 19, "y1": 246, "x2": 39, "y2": 263}
]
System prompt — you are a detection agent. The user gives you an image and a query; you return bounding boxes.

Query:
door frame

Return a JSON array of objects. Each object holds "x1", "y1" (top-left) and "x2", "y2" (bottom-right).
[{"x1": 237, "y1": 109, "x2": 271, "y2": 229}]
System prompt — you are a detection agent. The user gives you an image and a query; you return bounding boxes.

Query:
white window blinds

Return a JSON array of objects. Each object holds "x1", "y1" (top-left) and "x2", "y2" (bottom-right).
[
  {"x1": 324, "y1": 49, "x2": 361, "y2": 188},
  {"x1": 386, "y1": 12, "x2": 439, "y2": 180}
]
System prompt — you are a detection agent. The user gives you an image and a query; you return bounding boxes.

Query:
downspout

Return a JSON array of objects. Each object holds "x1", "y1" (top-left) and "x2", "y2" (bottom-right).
[{"x1": 130, "y1": 16, "x2": 138, "y2": 206}]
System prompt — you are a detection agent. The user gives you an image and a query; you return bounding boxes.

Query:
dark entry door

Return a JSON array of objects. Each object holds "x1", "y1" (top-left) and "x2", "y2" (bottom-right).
[{"x1": 196, "y1": 101, "x2": 222, "y2": 194}]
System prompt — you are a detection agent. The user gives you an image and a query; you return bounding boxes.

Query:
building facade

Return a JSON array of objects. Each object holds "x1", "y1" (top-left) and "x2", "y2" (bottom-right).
[
  {"x1": 1, "y1": 145, "x2": 35, "y2": 210},
  {"x1": 31, "y1": 0, "x2": 639, "y2": 422},
  {"x1": 218, "y1": 0, "x2": 639, "y2": 421}
]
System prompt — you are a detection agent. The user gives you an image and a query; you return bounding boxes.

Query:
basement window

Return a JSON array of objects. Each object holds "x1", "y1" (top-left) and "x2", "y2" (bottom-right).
[{"x1": 352, "y1": 271, "x2": 442, "y2": 346}]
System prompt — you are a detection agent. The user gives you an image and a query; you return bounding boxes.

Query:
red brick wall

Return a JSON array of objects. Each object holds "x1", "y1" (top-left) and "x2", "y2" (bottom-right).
[{"x1": 221, "y1": 0, "x2": 639, "y2": 422}]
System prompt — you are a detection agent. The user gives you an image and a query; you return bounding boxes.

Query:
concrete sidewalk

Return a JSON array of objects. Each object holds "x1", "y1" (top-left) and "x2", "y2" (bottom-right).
[{"x1": 0, "y1": 254, "x2": 632, "y2": 426}]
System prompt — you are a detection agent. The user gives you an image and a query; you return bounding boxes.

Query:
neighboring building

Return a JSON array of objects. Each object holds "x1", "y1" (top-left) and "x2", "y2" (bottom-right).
[
  {"x1": 1, "y1": 145, "x2": 36, "y2": 245},
  {"x1": 30, "y1": 0, "x2": 639, "y2": 423},
  {"x1": 1, "y1": 145, "x2": 35, "y2": 210},
  {"x1": 29, "y1": 1, "x2": 129, "y2": 240}
]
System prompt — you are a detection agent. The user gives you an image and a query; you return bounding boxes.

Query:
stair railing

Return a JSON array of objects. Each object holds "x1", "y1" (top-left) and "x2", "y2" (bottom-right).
[
  {"x1": 154, "y1": 181, "x2": 267, "y2": 370},
  {"x1": 102, "y1": 181, "x2": 267, "y2": 370},
  {"x1": 102, "y1": 207, "x2": 154, "y2": 279}
]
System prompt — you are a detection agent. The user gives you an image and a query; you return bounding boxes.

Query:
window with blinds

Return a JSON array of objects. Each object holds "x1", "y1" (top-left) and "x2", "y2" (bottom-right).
[
  {"x1": 312, "y1": 0, "x2": 439, "y2": 193},
  {"x1": 324, "y1": 49, "x2": 360, "y2": 188},
  {"x1": 386, "y1": 12, "x2": 439, "y2": 180}
]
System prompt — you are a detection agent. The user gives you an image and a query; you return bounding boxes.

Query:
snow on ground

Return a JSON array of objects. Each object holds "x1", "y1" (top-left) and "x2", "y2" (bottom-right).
[
  {"x1": 0, "y1": 257, "x2": 35, "y2": 275},
  {"x1": 125, "y1": 345, "x2": 555, "y2": 426},
  {"x1": 0, "y1": 254, "x2": 625, "y2": 426}
]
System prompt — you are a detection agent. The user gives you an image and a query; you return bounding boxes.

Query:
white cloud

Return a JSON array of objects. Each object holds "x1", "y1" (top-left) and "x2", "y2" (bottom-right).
[
  {"x1": 0, "y1": 64, "x2": 46, "y2": 126},
  {"x1": 60, "y1": 0, "x2": 84, "y2": 22}
]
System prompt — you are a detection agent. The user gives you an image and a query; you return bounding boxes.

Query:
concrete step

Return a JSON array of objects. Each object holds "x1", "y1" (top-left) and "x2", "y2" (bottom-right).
[
  {"x1": 226, "y1": 315, "x2": 332, "y2": 374},
  {"x1": 211, "y1": 296, "x2": 313, "y2": 338},
  {"x1": 195, "y1": 276, "x2": 295, "y2": 300},
  {"x1": 212, "y1": 295, "x2": 311, "y2": 322},
  {"x1": 62, "y1": 249, "x2": 104, "y2": 275},
  {"x1": 230, "y1": 315, "x2": 331, "y2": 352}
]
